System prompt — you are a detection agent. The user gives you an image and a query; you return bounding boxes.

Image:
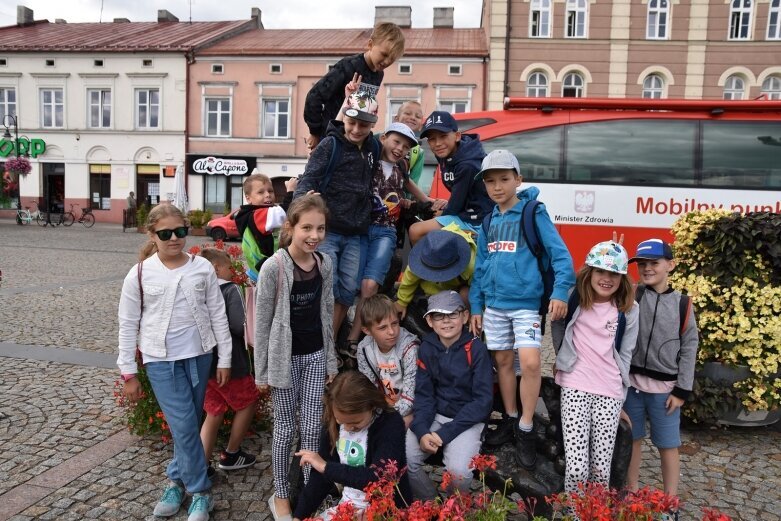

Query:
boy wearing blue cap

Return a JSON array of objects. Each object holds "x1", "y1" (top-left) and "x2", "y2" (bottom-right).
[
  {"x1": 408, "y1": 111, "x2": 492, "y2": 244},
  {"x1": 624, "y1": 239, "x2": 698, "y2": 511},
  {"x1": 469, "y1": 150, "x2": 575, "y2": 470}
]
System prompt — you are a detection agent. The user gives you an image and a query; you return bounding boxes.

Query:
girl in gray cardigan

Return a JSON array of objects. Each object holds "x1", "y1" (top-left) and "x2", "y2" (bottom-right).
[{"x1": 253, "y1": 195, "x2": 339, "y2": 521}]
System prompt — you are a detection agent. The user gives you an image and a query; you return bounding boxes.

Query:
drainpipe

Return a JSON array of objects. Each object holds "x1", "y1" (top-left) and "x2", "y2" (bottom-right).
[
  {"x1": 184, "y1": 49, "x2": 194, "y2": 194},
  {"x1": 503, "y1": 0, "x2": 512, "y2": 100}
]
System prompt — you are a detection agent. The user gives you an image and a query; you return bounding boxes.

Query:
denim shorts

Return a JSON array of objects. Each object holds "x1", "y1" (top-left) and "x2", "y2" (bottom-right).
[
  {"x1": 435, "y1": 214, "x2": 479, "y2": 236},
  {"x1": 623, "y1": 386, "x2": 681, "y2": 449},
  {"x1": 317, "y1": 231, "x2": 366, "y2": 306},
  {"x1": 362, "y1": 224, "x2": 397, "y2": 285}
]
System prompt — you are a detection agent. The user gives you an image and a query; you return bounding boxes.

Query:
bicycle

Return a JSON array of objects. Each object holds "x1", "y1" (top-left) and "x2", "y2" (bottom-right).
[
  {"x1": 64, "y1": 204, "x2": 95, "y2": 228},
  {"x1": 15, "y1": 201, "x2": 41, "y2": 225},
  {"x1": 39, "y1": 208, "x2": 68, "y2": 227}
]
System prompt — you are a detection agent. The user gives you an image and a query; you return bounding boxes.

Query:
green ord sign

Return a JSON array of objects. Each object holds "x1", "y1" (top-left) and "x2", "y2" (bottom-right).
[{"x1": 0, "y1": 137, "x2": 46, "y2": 158}]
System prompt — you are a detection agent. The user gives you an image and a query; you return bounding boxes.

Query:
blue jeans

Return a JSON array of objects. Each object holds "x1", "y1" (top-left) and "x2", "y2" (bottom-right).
[
  {"x1": 146, "y1": 353, "x2": 213, "y2": 494},
  {"x1": 362, "y1": 224, "x2": 397, "y2": 285},
  {"x1": 317, "y1": 231, "x2": 366, "y2": 306}
]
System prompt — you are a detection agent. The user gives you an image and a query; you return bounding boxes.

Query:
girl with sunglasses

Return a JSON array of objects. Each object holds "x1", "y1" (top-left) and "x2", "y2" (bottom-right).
[{"x1": 118, "y1": 203, "x2": 232, "y2": 521}]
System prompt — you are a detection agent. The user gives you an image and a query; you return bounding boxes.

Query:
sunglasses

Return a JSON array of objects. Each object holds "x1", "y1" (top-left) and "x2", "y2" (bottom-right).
[{"x1": 155, "y1": 226, "x2": 189, "y2": 241}]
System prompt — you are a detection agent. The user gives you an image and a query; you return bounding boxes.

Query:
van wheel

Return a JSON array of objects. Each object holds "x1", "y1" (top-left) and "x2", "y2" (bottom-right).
[{"x1": 210, "y1": 228, "x2": 227, "y2": 241}]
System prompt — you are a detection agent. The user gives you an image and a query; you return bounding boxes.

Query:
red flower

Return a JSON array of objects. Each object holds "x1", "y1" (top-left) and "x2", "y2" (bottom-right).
[
  {"x1": 469, "y1": 454, "x2": 497, "y2": 472},
  {"x1": 702, "y1": 508, "x2": 733, "y2": 521},
  {"x1": 330, "y1": 501, "x2": 357, "y2": 521}
]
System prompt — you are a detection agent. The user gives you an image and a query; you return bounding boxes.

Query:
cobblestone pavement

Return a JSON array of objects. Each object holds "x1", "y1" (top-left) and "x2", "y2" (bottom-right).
[{"x1": 0, "y1": 218, "x2": 779, "y2": 520}]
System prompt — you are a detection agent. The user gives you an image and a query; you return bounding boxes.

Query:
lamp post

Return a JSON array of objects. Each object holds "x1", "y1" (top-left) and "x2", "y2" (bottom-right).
[{"x1": 2, "y1": 114, "x2": 20, "y2": 210}]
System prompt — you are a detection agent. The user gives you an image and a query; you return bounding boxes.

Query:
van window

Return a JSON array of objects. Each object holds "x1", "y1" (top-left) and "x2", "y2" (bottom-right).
[
  {"x1": 482, "y1": 126, "x2": 562, "y2": 181},
  {"x1": 565, "y1": 120, "x2": 696, "y2": 186},
  {"x1": 702, "y1": 121, "x2": 781, "y2": 188}
]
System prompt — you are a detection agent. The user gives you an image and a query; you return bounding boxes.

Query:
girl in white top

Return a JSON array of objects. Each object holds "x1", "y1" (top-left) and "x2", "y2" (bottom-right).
[{"x1": 118, "y1": 204, "x2": 232, "y2": 521}]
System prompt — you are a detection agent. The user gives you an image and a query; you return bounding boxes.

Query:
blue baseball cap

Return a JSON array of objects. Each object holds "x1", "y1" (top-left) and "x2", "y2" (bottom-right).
[
  {"x1": 629, "y1": 239, "x2": 674, "y2": 263},
  {"x1": 420, "y1": 111, "x2": 458, "y2": 138}
]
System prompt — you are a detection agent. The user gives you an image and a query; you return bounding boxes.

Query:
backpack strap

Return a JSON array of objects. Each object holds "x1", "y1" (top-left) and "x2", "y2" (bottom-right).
[
  {"x1": 563, "y1": 288, "x2": 580, "y2": 331},
  {"x1": 361, "y1": 346, "x2": 386, "y2": 394},
  {"x1": 481, "y1": 212, "x2": 492, "y2": 237},
  {"x1": 615, "y1": 311, "x2": 626, "y2": 352},
  {"x1": 136, "y1": 261, "x2": 144, "y2": 316},
  {"x1": 679, "y1": 294, "x2": 692, "y2": 338},
  {"x1": 520, "y1": 199, "x2": 543, "y2": 259},
  {"x1": 319, "y1": 136, "x2": 342, "y2": 194},
  {"x1": 634, "y1": 284, "x2": 647, "y2": 303},
  {"x1": 464, "y1": 338, "x2": 474, "y2": 367}
]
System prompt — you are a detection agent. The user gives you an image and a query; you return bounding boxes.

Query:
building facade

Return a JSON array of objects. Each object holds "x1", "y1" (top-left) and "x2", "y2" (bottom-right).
[
  {"x1": 484, "y1": 0, "x2": 781, "y2": 108},
  {"x1": 0, "y1": 7, "x2": 260, "y2": 222}
]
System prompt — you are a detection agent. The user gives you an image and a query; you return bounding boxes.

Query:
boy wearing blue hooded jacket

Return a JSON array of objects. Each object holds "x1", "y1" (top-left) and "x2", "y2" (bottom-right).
[{"x1": 468, "y1": 150, "x2": 575, "y2": 470}]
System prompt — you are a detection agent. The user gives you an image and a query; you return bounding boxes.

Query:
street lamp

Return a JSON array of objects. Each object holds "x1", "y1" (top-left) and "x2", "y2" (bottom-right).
[{"x1": 2, "y1": 114, "x2": 20, "y2": 210}]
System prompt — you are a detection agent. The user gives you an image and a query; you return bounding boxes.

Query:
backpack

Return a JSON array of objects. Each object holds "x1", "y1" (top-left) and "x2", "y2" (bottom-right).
[
  {"x1": 562, "y1": 288, "x2": 627, "y2": 352},
  {"x1": 634, "y1": 285, "x2": 692, "y2": 339},
  {"x1": 318, "y1": 135, "x2": 380, "y2": 194},
  {"x1": 481, "y1": 199, "x2": 555, "y2": 334}
]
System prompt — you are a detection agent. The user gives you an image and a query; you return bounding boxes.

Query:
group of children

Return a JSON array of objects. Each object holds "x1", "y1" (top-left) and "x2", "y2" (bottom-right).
[{"x1": 117, "y1": 20, "x2": 698, "y2": 521}]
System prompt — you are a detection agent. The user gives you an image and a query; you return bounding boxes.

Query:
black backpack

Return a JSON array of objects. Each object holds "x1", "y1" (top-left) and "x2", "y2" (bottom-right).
[{"x1": 481, "y1": 199, "x2": 555, "y2": 334}]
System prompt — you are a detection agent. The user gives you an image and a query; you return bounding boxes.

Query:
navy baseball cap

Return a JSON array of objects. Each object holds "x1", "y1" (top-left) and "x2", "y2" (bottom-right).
[
  {"x1": 628, "y1": 239, "x2": 674, "y2": 263},
  {"x1": 420, "y1": 111, "x2": 458, "y2": 138},
  {"x1": 424, "y1": 290, "x2": 466, "y2": 317}
]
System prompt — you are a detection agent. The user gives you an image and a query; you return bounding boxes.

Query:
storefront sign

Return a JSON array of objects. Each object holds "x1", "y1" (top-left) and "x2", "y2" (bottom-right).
[
  {"x1": 0, "y1": 137, "x2": 46, "y2": 158},
  {"x1": 187, "y1": 154, "x2": 256, "y2": 176}
]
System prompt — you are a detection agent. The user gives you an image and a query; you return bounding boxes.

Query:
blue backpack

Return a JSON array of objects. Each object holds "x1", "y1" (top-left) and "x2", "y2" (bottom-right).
[{"x1": 481, "y1": 199, "x2": 555, "y2": 334}]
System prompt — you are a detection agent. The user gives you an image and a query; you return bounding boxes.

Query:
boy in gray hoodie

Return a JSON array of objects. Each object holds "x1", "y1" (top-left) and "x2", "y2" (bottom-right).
[
  {"x1": 357, "y1": 295, "x2": 419, "y2": 428},
  {"x1": 623, "y1": 239, "x2": 698, "y2": 513}
]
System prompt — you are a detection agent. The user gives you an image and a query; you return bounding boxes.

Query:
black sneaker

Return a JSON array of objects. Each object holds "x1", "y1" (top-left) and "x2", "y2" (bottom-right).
[
  {"x1": 218, "y1": 448, "x2": 256, "y2": 470},
  {"x1": 514, "y1": 423, "x2": 537, "y2": 470},
  {"x1": 484, "y1": 416, "x2": 516, "y2": 447}
]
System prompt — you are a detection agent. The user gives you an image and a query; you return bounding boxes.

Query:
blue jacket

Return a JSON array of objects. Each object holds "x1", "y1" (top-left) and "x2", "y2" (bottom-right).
[
  {"x1": 438, "y1": 134, "x2": 492, "y2": 225},
  {"x1": 410, "y1": 329, "x2": 493, "y2": 445},
  {"x1": 469, "y1": 187, "x2": 575, "y2": 314}
]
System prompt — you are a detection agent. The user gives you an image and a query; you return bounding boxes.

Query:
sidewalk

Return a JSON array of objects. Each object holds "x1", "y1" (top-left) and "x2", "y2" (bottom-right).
[{"x1": 0, "y1": 219, "x2": 779, "y2": 520}]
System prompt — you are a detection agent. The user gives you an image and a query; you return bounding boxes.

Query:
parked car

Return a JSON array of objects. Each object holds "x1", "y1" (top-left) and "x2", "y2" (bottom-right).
[{"x1": 205, "y1": 209, "x2": 240, "y2": 241}]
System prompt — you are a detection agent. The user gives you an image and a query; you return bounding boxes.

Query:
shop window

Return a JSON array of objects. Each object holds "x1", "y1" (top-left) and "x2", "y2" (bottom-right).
[{"x1": 89, "y1": 164, "x2": 111, "y2": 210}]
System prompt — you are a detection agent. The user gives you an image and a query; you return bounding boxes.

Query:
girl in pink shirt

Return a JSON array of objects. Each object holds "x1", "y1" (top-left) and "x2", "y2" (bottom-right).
[{"x1": 553, "y1": 241, "x2": 639, "y2": 493}]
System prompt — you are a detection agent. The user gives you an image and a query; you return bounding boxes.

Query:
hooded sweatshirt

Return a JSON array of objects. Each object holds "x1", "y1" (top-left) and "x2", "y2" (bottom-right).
[
  {"x1": 630, "y1": 286, "x2": 699, "y2": 399},
  {"x1": 469, "y1": 187, "x2": 576, "y2": 314},
  {"x1": 357, "y1": 326, "x2": 419, "y2": 418},
  {"x1": 411, "y1": 329, "x2": 493, "y2": 445},
  {"x1": 294, "y1": 120, "x2": 378, "y2": 235},
  {"x1": 234, "y1": 204, "x2": 286, "y2": 283},
  {"x1": 438, "y1": 134, "x2": 492, "y2": 225}
]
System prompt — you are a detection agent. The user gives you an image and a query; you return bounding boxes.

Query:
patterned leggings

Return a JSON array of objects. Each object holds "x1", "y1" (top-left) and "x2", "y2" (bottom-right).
[
  {"x1": 271, "y1": 349, "x2": 326, "y2": 498},
  {"x1": 560, "y1": 387, "x2": 623, "y2": 493}
]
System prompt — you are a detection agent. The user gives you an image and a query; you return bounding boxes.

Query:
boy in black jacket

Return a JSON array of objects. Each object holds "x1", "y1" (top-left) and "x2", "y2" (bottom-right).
[
  {"x1": 303, "y1": 22, "x2": 405, "y2": 151},
  {"x1": 198, "y1": 249, "x2": 258, "y2": 473}
]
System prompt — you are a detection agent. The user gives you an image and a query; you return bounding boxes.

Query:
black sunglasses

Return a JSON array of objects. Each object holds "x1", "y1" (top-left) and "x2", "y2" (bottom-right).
[{"x1": 155, "y1": 226, "x2": 189, "y2": 241}]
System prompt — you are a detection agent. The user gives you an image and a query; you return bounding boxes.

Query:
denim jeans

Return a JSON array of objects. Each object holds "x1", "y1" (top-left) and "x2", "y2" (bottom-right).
[
  {"x1": 146, "y1": 353, "x2": 213, "y2": 494},
  {"x1": 317, "y1": 231, "x2": 366, "y2": 306},
  {"x1": 362, "y1": 224, "x2": 397, "y2": 285}
]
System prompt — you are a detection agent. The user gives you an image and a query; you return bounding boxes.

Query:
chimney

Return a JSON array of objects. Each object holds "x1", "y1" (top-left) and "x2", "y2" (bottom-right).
[
  {"x1": 113, "y1": 17, "x2": 130, "y2": 23},
  {"x1": 157, "y1": 9, "x2": 179, "y2": 23},
  {"x1": 17, "y1": 5, "x2": 34, "y2": 26},
  {"x1": 374, "y1": 6, "x2": 412, "y2": 28},
  {"x1": 433, "y1": 7, "x2": 454, "y2": 28},
  {"x1": 54, "y1": 18, "x2": 67, "y2": 23},
  {"x1": 251, "y1": 7, "x2": 263, "y2": 29}
]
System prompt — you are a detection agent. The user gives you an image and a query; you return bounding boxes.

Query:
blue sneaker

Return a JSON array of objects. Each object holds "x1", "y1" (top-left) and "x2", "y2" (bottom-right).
[
  {"x1": 153, "y1": 481, "x2": 185, "y2": 517},
  {"x1": 187, "y1": 493, "x2": 214, "y2": 521}
]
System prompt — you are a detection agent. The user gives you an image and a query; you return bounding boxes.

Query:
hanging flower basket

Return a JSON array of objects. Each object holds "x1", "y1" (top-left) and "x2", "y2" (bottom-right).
[{"x1": 5, "y1": 156, "x2": 32, "y2": 177}]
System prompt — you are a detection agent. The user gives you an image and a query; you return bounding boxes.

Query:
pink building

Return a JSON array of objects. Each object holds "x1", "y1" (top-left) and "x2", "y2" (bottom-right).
[{"x1": 187, "y1": 6, "x2": 488, "y2": 213}]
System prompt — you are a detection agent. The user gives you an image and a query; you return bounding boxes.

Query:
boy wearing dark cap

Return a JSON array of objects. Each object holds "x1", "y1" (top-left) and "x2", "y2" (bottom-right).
[
  {"x1": 406, "y1": 290, "x2": 493, "y2": 500},
  {"x1": 624, "y1": 239, "x2": 698, "y2": 514},
  {"x1": 408, "y1": 111, "x2": 492, "y2": 244}
]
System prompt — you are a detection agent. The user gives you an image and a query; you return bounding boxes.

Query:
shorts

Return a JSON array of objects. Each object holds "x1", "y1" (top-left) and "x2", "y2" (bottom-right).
[
  {"x1": 204, "y1": 374, "x2": 259, "y2": 416},
  {"x1": 361, "y1": 224, "x2": 397, "y2": 285},
  {"x1": 483, "y1": 307, "x2": 542, "y2": 350},
  {"x1": 623, "y1": 386, "x2": 681, "y2": 449},
  {"x1": 435, "y1": 215, "x2": 479, "y2": 236},
  {"x1": 317, "y1": 231, "x2": 367, "y2": 306}
]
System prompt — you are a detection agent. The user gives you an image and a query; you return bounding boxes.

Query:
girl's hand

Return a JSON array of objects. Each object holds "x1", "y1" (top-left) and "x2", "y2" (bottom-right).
[
  {"x1": 611, "y1": 231, "x2": 625, "y2": 245},
  {"x1": 548, "y1": 299, "x2": 568, "y2": 321},
  {"x1": 469, "y1": 314, "x2": 482, "y2": 336},
  {"x1": 619, "y1": 409, "x2": 632, "y2": 428},
  {"x1": 257, "y1": 383, "x2": 269, "y2": 392},
  {"x1": 296, "y1": 449, "x2": 326, "y2": 473},
  {"x1": 123, "y1": 377, "x2": 142, "y2": 403},
  {"x1": 326, "y1": 373, "x2": 336, "y2": 385},
  {"x1": 216, "y1": 368, "x2": 231, "y2": 387},
  {"x1": 403, "y1": 414, "x2": 413, "y2": 429},
  {"x1": 666, "y1": 394, "x2": 685, "y2": 414}
]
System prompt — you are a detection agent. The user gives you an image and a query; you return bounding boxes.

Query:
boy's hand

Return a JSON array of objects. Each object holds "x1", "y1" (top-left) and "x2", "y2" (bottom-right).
[
  {"x1": 344, "y1": 72, "x2": 361, "y2": 100},
  {"x1": 403, "y1": 414, "x2": 413, "y2": 429},
  {"x1": 284, "y1": 177, "x2": 298, "y2": 193},
  {"x1": 216, "y1": 368, "x2": 231, "y2": 387},
  {"x1": 123, "y1": 377, "x2": 142, "y2": 403},
  {"x1": 394, "y1": 301, "x2": 407, "y2": 320},
  {"x1": 469, "y1": 314, "x2": 483, "y2": 336},
  {"x1": 419, "y1": 433, "x2": 442, "y2": 454},
  {"x1": 427, "y1": 198, "x2": 448, "y2": 212},
  {"x1": 666, "y1": 394, "x2": 685, "y2": 414},
  {"x1": 619, "y1": 409, "x2": 632, "y2": 428},
  {"x1": 548, "y1": 299, "x2": 567, "y2": 321},
  {"x1": 296, "y1": 450, "x2": 326, "y2": 473},
  {"x1": 306, "y1": 134, "x2": 320, "y2": 151}
]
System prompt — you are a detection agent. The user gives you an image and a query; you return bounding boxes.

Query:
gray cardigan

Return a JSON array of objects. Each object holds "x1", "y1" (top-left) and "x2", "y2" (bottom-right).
[
  {"x1": 552, "y1": 302, "x2": 640, "y2": 397},
  {"x1": 253, "y1": 249, "x2": 338, "y2": 388}
]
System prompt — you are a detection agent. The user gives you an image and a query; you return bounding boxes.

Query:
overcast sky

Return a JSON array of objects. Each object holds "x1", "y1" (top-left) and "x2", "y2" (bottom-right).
[{"x1": 0, "y1": 1, "x2": 483, "y2": 29}]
